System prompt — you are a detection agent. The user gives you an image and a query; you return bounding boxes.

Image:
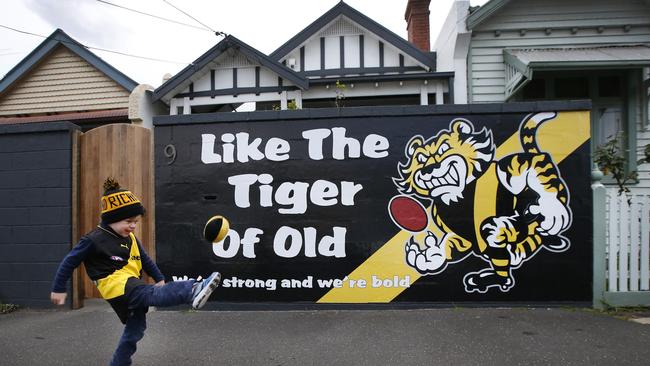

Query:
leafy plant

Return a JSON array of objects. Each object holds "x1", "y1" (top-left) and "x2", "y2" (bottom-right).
[
  {"x1": 271, "y1": 99, "x2": 299, "y2": 111},
  {"x1": 593, "y1": 134, "x2": 637, "y2": 195},
  {"x1": 0, "y1": 302, "x2": 19, "y2": 314},
  {"x1": 334, "y1": 80, "x2": 346, "y2": 108}
]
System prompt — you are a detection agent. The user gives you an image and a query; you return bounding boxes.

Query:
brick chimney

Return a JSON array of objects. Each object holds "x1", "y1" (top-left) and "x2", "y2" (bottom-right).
[{"x1": 405, "y1": 0, "x2": 431, "y2": 51}]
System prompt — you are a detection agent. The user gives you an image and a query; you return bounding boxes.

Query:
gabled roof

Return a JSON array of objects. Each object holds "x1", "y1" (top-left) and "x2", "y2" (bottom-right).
[
  {"x1": 0, "y1": 28, "x2": 138, "y2": 96},
  {"x1": 269, "y1": 1, "x2": 435, "y2": 70},
  {"x1": 153, "y1": 35, "x2": 309, "y2": 103},
  {"x1": 466, "y1": 0, "x2": 511, "y2": 30}
]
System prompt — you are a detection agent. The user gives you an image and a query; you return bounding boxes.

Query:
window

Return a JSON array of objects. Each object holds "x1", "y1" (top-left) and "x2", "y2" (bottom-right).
[
  {"x1": 554, "y1": 77, "x2": 588, "y2": 98},
  {"x1": 598, "y1": 75, "x2": 622, "y2": 98},
  {"x1": 594, "y1": 106, "x2": 623, "y2": 149}
]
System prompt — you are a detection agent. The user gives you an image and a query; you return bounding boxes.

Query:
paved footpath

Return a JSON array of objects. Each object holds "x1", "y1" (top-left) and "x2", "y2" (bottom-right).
[{"x1": 1, "y1": 301, "x2": 650, "y2": 366}]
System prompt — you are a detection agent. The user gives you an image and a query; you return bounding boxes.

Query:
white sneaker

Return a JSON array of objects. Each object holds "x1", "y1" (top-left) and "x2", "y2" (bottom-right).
[{"x1": 191, "y1": 272, "x2": 221, "y2": 310}]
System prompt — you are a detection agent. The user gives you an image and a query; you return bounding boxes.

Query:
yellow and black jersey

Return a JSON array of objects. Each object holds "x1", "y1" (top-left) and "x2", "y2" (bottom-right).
[
  {"x1": 84, "y1": 227, "x2": 142, "y2": 294},
  {"x1": 52, "y1": 225, "x2": 164, "y2": 323}
]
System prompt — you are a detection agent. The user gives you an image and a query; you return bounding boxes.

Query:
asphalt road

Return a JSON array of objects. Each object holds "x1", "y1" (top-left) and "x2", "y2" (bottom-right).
[{"x1": 1, "y1": 301, "x2": 649, "y2": 366}]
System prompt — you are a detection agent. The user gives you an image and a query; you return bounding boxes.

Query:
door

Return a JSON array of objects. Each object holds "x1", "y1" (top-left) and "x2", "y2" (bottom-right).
[{"x1": 75, "y1": 124, "x2": 155, "y2": 301}]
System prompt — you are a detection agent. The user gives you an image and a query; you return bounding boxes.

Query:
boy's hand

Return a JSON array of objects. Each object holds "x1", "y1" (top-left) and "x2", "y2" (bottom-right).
[
  {"x1": 154, "y1": 280, "x2": 165, "y2": 287},
  {"x1": 50, "y1": 292, "x2": 67, "y2": 305}
]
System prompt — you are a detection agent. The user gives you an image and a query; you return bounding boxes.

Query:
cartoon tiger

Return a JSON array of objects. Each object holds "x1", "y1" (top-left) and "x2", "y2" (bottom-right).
[{"x1": 394, "y1": 112, "x2": 572, "y2": 293}]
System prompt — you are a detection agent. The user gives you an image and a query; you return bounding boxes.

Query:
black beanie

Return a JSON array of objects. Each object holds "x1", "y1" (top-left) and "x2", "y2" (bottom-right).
[{"x1": 100, "y1": 178, "x2": 145, "y2": 224}]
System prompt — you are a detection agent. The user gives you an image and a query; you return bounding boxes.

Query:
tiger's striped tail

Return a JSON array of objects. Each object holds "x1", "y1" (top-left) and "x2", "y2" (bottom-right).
[{"x1": 519, "y1": 112, "x2": 557, "y2": 153}]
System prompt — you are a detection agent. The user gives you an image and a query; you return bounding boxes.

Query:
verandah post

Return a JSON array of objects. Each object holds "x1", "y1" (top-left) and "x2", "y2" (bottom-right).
[{"x1": 592, "y1": 165, "x2": 607, "y2": 309}]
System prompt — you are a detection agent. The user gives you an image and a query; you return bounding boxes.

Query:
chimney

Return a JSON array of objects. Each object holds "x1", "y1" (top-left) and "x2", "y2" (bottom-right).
[{"x1": 405, "y1": 0, "x2": 431, "y2": 52}]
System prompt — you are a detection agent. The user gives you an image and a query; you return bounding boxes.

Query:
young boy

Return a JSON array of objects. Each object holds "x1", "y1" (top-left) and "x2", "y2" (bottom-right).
[{"x1": 50, "y1": 178, "x2": 220, "y2": 366}]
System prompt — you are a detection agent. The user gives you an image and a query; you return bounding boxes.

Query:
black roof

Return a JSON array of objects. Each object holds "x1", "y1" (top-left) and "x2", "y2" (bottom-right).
[
  {"x1": 153, "y1": 35, "x2": 308, "y2": 102},
  {"x1": 269, "y1": 1, "x2": 436, "y2": 70}
]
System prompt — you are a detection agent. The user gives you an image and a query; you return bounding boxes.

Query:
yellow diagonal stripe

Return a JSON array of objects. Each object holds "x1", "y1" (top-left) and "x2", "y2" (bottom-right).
[
  {"x1": 318, "y1": 111, "x2": 590, "y2": 303},
  {"x1": 317, "y1": 231, "x2": 419, "y2": 303}
]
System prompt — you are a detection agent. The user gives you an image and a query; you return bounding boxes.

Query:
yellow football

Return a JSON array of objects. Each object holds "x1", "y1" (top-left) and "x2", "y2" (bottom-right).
[{"x1": 203, "y1": 215, "x2": 230, "y2": 242}]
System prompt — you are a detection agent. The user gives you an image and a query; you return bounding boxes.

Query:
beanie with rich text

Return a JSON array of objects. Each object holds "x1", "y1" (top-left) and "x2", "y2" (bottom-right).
[{"x1": 100, "y1": 177, "x2": 145, "y2": 224}]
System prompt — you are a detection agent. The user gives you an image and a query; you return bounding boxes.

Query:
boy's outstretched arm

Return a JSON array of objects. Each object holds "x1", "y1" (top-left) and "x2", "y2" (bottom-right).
[
  {"x1": 50, "y1": 237, "x2": 93, "y2": 306},
  {"x1": 136, "y1": 238, "x2": 165, "y2": 284}
]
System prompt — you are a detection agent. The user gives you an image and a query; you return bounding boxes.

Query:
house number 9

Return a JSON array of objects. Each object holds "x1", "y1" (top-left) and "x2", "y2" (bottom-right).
[{"x1": 164, "y1": 144, "x2": 177, "y2": 165}]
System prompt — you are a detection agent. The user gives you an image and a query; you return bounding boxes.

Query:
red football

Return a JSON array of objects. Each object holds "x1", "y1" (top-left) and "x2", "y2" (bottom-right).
[{"x1": 388, "y1": 195, "x2": 428, "y2": 232}]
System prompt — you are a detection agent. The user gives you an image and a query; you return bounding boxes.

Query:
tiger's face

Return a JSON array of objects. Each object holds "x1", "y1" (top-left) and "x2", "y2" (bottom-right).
[{"x1": 396, "y1": 119, "x2": 494, "y2": 205}]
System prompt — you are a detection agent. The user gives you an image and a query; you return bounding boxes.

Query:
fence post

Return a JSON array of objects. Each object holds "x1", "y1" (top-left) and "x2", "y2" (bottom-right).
[{"x1": 592, "y1": 165, "x2": 607, "y2": 309}]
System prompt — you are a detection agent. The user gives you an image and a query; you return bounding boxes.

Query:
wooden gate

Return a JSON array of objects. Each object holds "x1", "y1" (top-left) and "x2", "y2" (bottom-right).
[{"x1": 73, "y1": 124, "x2": 155, "y2": 304}]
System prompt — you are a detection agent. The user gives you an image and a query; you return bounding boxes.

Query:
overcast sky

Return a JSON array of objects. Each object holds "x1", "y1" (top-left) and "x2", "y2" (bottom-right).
[{"x1": 0, "y1": 0, "x2": 488, "y2": 88}]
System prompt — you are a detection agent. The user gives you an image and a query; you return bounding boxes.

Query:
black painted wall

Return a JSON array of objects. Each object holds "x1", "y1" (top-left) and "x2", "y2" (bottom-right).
[
  {"x1": 153, "y1": 102, "x2": 594, "y2": 305},
  {"x1": 0, "y1": 122, "x2": 79, "y2": 307}
]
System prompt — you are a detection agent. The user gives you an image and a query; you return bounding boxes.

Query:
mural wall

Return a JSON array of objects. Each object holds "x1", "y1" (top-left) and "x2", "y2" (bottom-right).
[{"x1": 154, "y1": 106, "x2": 592, "y2": 303}]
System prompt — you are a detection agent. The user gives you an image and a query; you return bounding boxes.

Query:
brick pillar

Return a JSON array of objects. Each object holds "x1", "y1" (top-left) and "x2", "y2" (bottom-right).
[{"x1": 404, "y1": 0, "x2": 431, "y2": 52}]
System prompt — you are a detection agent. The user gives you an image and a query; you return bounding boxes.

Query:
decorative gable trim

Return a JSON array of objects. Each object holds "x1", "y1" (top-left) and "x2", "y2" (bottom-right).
[
  {"x1": 269, "y1": 2, "x2": 435, "y2": 70},
  {"x1": 153, "y1": 35, "x2": 308, "y2": 103},
  {"x1": 319, "y1": 16, "x2": 365, "y2": 37}
]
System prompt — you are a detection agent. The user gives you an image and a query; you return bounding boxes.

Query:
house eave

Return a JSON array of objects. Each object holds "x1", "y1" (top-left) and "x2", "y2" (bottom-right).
[{"x1": 466, "y1": 0, "x2": 512, "y2": 30}]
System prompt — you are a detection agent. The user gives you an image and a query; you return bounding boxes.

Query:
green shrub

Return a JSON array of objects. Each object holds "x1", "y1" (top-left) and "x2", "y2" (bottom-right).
[{"x1": 0, "y1": 302, "x2": 19, "y2": 314}]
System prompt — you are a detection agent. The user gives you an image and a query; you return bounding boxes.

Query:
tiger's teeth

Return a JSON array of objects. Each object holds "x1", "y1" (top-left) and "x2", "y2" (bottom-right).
[
  {"x1": 416, "y1": 177, "x2": 426, "y2": 189},
  {"x1": 425, "y1": 181, "x2": 434, "y2": 189},
  {"x1": 449, "y1": 167, "x2": 459, "y2": 181}
]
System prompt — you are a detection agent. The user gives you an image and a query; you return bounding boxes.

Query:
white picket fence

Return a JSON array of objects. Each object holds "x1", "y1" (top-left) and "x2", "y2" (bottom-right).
[{"x1": 606, "y1": 190, "x2": 650, "y2": 292}]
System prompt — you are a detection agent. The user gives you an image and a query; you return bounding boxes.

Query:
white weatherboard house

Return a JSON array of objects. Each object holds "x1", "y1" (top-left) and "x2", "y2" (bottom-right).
[
  {"x1": 437, "y1": 0, "x2": 650, "y2": 177},
  {"x1": 435, "y1": 0, "x2": 650, "y2": 306},
  {"x1": 152, "y1": 2, "x2": 453, "y2": 114}
]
